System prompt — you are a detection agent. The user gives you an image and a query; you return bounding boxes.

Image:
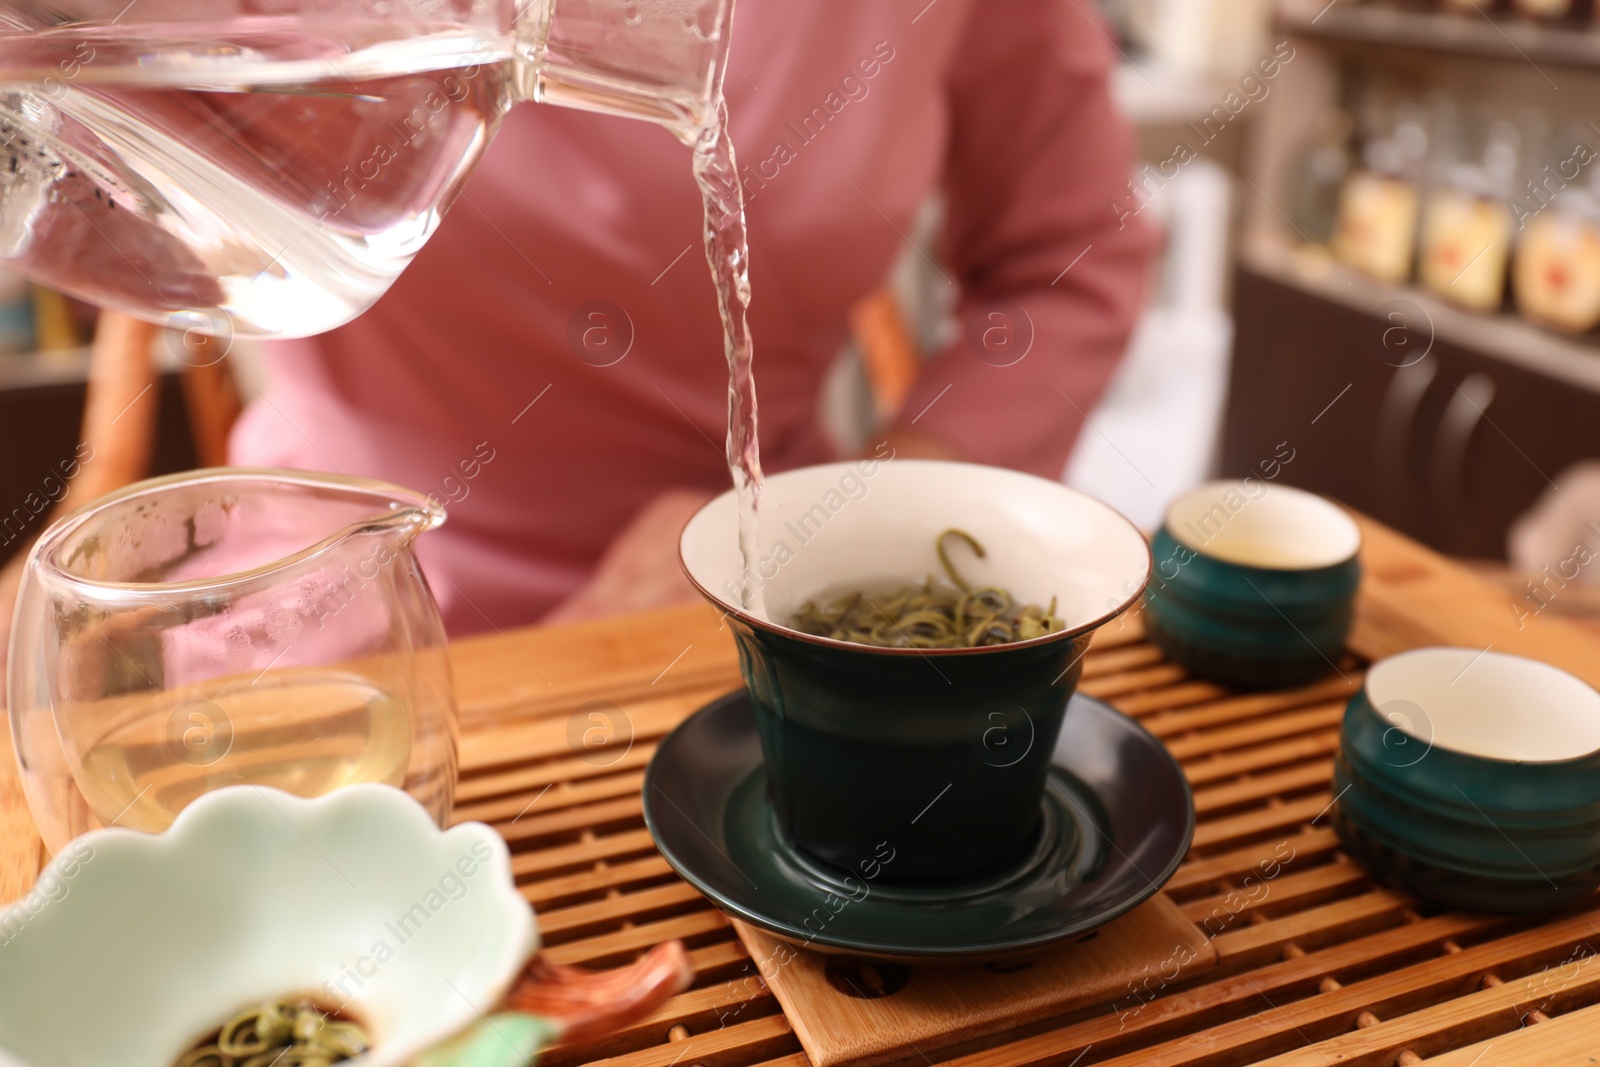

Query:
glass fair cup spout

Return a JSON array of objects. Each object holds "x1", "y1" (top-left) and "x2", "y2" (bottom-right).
[{"x1": 7, "y1": 468, "x2": 460, "y2": 853}]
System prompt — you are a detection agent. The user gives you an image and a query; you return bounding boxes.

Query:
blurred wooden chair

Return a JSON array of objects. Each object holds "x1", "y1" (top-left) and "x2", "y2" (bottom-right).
[{"x1": 0, "y1": 310, "x2": 242, "y2": 696}]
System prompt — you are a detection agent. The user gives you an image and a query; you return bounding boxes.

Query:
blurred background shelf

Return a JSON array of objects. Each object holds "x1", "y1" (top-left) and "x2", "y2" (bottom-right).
[
  {"x1": 1219, "y1": 0, "x2": 1600, "y2": 565},
  {"x1": 1242, "y1": 240, "x2": 1600, "y2": 394},
  {"x1": 1227, "y1": 240, "x2": 1600, "y2": 560},
  {"x1": 1279, "y1": 0, "x2": 1600, "y2": 69}
]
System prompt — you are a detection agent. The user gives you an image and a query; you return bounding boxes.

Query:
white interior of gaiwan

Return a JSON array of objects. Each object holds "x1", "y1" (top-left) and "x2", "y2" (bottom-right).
[
  {"x1": 1167, "y1": 480, "x2": 1361, "y2": 569},
  {"x1": 681, "y1": 460, "x2": 1152, "y2": 638},
  {"x1": 1368, "y1": 648, "x2": 1600, "y2": 763}
]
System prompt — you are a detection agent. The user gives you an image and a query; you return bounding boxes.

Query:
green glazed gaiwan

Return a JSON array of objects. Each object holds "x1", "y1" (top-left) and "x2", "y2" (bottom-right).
[
  {"x1": 1144, "y1": 480, "x2": 1361, "y2": 690},
  {"x1": 1334, "y1": 647, "x2": 1600, "y2": 914},
  {"x1": 680, "y1": 460, "x2": 1154, "y2": 884}
]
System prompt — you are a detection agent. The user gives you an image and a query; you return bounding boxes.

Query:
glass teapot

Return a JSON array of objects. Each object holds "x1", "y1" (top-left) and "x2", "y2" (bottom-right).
[
  {"x1": 0, "y1": 0, "x2": 733, "y2": 336},
  {"x1": 7, "y1": 468, "x2": 459, "y2": 853}
]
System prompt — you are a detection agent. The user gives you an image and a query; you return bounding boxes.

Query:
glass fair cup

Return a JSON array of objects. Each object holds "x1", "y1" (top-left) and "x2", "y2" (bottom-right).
[{"x1": 6, "y1": 468, "x2": 458, "y2": 853}]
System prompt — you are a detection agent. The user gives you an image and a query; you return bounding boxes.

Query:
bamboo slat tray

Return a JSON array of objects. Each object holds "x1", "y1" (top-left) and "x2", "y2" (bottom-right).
[{"x1": 5, "y1": 514, "x2": 1600, "y2": 1066}]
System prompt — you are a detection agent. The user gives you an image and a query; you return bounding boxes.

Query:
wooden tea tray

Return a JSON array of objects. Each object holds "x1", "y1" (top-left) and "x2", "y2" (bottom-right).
[
  {"x1": 4, "y1": 514, "x2": 1600, "y2": 1066},
  {"x1": 733, "y1": 898, "x2": 1218, "y2": 1067}
]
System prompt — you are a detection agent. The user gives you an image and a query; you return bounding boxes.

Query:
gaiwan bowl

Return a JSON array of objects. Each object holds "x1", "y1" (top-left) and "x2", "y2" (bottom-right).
[
  {"x1": 1335, "y1": 647, "x2": 1600, "y2": 913},
  {"x1": 0, "y1": 784, "x2": 691, "y2": 1067},
  {"x1": 680, "y1": 459, "x2": 1153, "y2": 884}
]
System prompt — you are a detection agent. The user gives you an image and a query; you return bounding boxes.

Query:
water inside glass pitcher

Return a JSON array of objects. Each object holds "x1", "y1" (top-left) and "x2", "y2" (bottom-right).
[{"x1": 0, "y1": 0, "x2": 732, "y2": 336}]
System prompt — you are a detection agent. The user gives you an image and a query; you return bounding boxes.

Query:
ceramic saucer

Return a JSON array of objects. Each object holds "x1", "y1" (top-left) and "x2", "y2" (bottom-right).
[{"x1": 642, "y1": 691, "x2": 1194, "y2": 961}]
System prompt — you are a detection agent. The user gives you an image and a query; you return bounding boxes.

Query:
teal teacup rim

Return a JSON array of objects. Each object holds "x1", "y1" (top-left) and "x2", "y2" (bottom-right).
[
  {"x1": 1342, "y1": 648, "x2": 1600, "y2": 815},
  {"x1": 1161, "y1": 479, "x2": 1362, "y2": 574},
  {"x1": 1147, "y1": 525, "x2": 1361, "y2": 610},
  {"x1": 678, "y1": 460, "x2": 1154, "y2": 657}
]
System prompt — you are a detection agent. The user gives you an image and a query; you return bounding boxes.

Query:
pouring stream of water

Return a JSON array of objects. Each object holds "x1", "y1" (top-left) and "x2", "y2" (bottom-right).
[{"x1": 692, "y1": 100, "x2": 765, "y2": 618}]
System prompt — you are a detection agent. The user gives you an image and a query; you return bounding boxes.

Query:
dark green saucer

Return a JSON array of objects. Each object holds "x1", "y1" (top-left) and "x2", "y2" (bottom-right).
[{"x1": 642, "y1": 691, "x2": 1194, "y2": 961}]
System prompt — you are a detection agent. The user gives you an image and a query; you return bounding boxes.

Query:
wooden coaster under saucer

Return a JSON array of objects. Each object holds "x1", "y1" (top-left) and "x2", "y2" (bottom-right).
[{"x1": 733, "y1": 893, "x2": 1214, "y2": 1067}]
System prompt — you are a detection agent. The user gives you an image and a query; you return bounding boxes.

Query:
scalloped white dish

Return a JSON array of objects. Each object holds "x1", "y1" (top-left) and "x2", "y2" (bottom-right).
[{"x1": 0, "y1": 784, "x2": 537, "y2": 1067}]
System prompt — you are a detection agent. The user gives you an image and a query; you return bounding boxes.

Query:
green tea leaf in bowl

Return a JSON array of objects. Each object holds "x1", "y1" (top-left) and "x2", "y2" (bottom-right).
[
  {"x1": 789, "y1": 529, "x2": 1065, "y2": 649},
  {"x1": 177, "y1": 999, "x2": 370, "y2": 1067}
]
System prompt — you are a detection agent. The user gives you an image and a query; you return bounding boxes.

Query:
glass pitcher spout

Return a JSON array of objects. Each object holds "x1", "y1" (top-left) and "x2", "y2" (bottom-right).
[
  {"x1": 30, "y1": 468, "x2": 447, "y2": 600},
  {"x1": 521, "y1": 0, "x2": 734, "y2": 133}
]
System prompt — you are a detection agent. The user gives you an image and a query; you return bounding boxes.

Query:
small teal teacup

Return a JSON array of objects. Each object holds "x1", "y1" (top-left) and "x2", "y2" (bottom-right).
[
  {"x1": 1143, "y1": 481, "x2": 1361, "y2": 689},
  {"x1": 1335, "y1": 647, "x2": 1600, "y2": 913},
  {"x1": 679, "y1": 460, "x2": 1152, "y2": 884}
]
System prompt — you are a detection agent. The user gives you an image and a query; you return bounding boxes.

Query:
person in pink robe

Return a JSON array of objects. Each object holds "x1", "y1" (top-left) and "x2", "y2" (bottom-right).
[{"x1": 230, "y1": 0, "x2": 1156, "y2": 634}]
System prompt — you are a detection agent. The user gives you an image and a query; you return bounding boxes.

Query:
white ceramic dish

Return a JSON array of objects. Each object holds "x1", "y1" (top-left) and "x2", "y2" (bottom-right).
[{"x1": 0, "y1": 784, "x2": 535, "y2": 1067}]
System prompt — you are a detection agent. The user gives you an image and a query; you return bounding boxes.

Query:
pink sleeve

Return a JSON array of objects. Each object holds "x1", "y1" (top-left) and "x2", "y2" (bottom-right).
[{"x1": 895, "y1": 0, "x2": 1158, "y2": 478}]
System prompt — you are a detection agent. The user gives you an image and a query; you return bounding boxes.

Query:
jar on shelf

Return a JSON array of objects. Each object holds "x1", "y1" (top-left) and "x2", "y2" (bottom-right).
[
  {"x1": 1288, "y1": 110, "x2": 1356, "y2": 246},
  {"x1": 1515, "y1": 187, "x2": 1600, "y2": 335},
  {"x1": 1418, "y1": 120, "x2": 1518, "y2": 312},
  {"x1": 1333, "y1": 104, "x2": 1430, "y2": 285}
]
